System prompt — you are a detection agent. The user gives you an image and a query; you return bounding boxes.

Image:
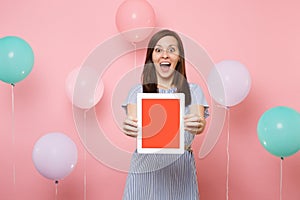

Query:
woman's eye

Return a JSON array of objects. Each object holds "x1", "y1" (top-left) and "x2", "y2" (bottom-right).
[
  {"x1": 154, "y1": 48, "x2": 162, "y2": 53},
  {"x1": 168, "y1": 47, "x2": 175, "y2": 53}
]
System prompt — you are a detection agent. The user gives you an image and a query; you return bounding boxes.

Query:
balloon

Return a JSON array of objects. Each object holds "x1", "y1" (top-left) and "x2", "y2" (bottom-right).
[
  {"x1": 0, "y1": 36, "x2": 34, "y2": 84},
  {"x1": 115, "y1": 0, "x2": 156, "y2": 43},
  {"x1": 65, "y1": 67, "x2": 104, "y2": 109},
  {"x1": 207, "y1": 60, "x2": 251, "y2": 107},
  {"x1": 257, "y1": 106, "x2": 300, "y2": 158},
  {"x1": 32, "y1": 132, "x2": 78, "y2": 181}
]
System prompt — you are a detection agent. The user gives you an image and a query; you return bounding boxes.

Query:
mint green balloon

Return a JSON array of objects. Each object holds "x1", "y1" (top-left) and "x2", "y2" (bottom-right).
[
  {"x1": 257, "y1": 106, "x2": 300, "y2": 158},
  {"x1": 0, "y1": 36, "x2": 34, "y2": 84}
]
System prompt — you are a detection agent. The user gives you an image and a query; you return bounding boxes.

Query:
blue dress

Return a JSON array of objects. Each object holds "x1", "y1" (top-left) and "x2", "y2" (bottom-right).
[{"x1": 122, "y1": 83, "x2": 209, "y2": 200}]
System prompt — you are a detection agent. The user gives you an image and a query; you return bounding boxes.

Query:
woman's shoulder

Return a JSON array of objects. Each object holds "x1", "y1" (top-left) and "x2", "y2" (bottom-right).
[
  {"x1": 188, "y1": 82, "x2": 206, "y2": 97},
  {"x1": 122, "y1": 84, "x2": 142, "y2": 106},
  {"x1": 188, "y1": 82, "x2": 202, "y2": 91},
  {"x1": 129, "y1": 84, "x2": 142, "y2": 93},
  {"x1": 130, "y1": 83, "x2": 143, "y2": 91}
]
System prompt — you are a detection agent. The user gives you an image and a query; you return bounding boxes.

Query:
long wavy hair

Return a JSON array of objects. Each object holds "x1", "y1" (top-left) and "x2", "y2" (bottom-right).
[{"x1": 142, "y1": 29, "x2": 191, "y2": 106}]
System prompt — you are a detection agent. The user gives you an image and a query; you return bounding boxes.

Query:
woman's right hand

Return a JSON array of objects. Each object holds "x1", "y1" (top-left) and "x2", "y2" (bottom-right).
[{"x1": 122, "y1": 116, "x2": 138, "y2": 137}]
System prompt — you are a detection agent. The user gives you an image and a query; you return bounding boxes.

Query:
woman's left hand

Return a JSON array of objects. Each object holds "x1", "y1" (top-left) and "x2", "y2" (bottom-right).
[{"x1": 184, "y1": 114, "x2": 206, "y2": 135}]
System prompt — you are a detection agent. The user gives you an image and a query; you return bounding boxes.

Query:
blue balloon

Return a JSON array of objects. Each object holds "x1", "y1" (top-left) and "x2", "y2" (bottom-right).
[
  {"x1": 257, "y1": 106, "x2": 300, "y2": 158},
  {"x1": 0, "y1": 36, "x2": 34, "y2": 84}
]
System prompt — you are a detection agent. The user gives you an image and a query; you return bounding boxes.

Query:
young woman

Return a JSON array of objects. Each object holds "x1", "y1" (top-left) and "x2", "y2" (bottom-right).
[{"x1": 122, "y1": 29, "x2": 209, "y2": 200}]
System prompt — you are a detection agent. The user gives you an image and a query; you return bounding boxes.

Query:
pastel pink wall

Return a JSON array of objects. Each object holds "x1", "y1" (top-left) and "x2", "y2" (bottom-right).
[{"x1": 1, "y1": 0, "x2": 300, "y2": 199}]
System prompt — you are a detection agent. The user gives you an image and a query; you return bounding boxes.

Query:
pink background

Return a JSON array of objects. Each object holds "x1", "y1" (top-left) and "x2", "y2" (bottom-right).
[{"x1": 1, "y1": 0, "x2": 300, "y2": 199}]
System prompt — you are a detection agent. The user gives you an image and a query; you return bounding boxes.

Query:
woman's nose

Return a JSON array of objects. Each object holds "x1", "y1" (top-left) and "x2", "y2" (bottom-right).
[{"x1": 162, "y1": 50, "x2": 169, "y2": 58}]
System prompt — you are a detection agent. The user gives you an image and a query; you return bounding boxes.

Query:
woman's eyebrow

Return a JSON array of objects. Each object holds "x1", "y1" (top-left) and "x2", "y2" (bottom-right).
[{"x1": 154, "y1": 44, "x2": 178, "y2": 47}]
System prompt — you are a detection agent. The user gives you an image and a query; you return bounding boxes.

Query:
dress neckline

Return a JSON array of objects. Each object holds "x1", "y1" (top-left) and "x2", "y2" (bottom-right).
[{"x1": 157, "y1": 87, "x2": 177, "y2": 93}]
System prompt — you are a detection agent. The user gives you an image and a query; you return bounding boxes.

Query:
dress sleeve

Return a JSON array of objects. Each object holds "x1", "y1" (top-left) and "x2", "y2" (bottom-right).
[
  {"x1": 189, "y1": 83, "x2": 209, "y2": 118},
  {"x1": 121, "y1": 84, "x2": 142, "y2": 112}
]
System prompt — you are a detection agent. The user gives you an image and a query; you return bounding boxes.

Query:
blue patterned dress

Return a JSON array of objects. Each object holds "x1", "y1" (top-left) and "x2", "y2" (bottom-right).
[{"x1": 122, "y1": 83, "x2": 209, "y2": 200}]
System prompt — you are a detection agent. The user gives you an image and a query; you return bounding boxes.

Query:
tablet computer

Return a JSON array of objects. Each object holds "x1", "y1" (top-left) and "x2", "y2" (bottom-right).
[{"x1": 137, "y1": 93, "x2": 185, "y2": 154}]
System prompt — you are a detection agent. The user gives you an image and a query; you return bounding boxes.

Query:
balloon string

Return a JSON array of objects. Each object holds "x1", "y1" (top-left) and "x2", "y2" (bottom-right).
[
  {"x1": 226, "y1": 107, "x2": 230, "y2": 200},
  {"x1": 83, "y1": 110, "x2": 87, "y2": 200},
  {"x1": 11, "y1": 84, "x2": 16, "y2": 188},
  {"x1": 132, "y1": 42, "x2": 137, "y2": 81},
  {"x1": 280, "y1": 157, "x2": 283, "y2": 200},
  {"x1": 54, "y1": 180, "x2": 59, "y2": 200}
]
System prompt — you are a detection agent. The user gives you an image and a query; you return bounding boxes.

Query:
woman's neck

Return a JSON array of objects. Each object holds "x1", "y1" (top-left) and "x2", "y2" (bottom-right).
[
  {"x1": 157, "y1": 77, "x2": 174, "y2": 89},
  {"x1": 156, "y1": 71, "x2": 174, "y2": 89}
]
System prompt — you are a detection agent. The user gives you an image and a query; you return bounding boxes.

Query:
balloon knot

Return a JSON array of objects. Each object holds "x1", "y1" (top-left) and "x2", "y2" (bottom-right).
[{"x1": 55, "y1": 180, "x2": 59, "y2": 184}]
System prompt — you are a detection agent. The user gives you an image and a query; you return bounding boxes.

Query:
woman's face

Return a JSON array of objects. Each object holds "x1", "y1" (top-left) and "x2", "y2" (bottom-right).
[{"x1": 152, "y1": 36, "x2": 180, "y2": 81}]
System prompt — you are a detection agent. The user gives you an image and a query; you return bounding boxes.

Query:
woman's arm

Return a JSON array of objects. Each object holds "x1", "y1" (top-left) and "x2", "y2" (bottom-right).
[{"x1": 184, "y1": 104, "x2": 206, "y2": 135}]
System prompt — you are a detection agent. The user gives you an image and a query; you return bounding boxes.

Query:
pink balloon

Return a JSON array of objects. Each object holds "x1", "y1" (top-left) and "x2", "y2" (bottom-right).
[
  {"x1": 32, "y1": 132, "x2": 78, "y2": 181},
  {"x1": 208, "y1": 60, "x2": 251, "y2": 107},
  {"x1": 115, "y1": 0, "x2": 156, "y2": 43},
  {"x1": 65, "y1": 67, "x2": 104, "y2": 109}
]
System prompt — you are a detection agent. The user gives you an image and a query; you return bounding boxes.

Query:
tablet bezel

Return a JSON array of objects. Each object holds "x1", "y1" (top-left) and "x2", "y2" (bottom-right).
[{"x1": 137, "y1": 93, "x2": 185, "y2": 154}]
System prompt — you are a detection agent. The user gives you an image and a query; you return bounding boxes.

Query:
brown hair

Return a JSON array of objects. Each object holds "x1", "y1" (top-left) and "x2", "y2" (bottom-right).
[{"x1": 142, "y1": 29, "x2": 191, "y2": 106}]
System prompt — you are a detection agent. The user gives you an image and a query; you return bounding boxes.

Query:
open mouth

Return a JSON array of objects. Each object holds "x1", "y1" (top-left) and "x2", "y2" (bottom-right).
[{"x1": 160, "y1": 62, "x2": 171, "y2": 72}]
